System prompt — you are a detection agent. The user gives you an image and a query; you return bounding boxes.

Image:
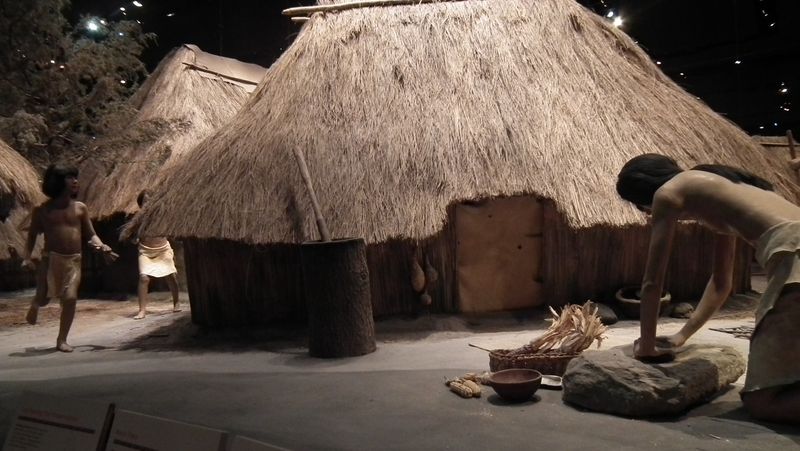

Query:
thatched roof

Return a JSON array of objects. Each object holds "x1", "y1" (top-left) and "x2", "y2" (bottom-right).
[
  {"x1": 0, "y1": 138, "x2": 41, "y2": 212},
  {"x1": 134, "y1": 0, "x2": 799, "y2": 245},
  {"x1": 0, "y1": 210, "x2": 26, "y2": 260},
  {"x1": 81, "y1": 44, "x2": 267, "y2": 220}
]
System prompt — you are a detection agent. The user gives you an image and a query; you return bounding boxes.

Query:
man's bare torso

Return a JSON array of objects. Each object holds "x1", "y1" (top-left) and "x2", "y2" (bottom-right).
[
  {"x1": 36, "y1": 200, "x2": 86, "y2": 255},
  {"x1": 657, "y1": 170, "x2": 800, "y2": 243}
]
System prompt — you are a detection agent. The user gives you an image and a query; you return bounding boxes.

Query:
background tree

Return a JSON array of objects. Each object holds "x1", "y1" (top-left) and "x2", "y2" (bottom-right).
[{"x1": 0, "y1": 0, "x2": 154, "y2": 166}]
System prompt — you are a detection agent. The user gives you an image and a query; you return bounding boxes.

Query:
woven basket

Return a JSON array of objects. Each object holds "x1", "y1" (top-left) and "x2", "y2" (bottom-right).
[{"x1": 489, "y1": 349, "x2": 580, "y2": 376}]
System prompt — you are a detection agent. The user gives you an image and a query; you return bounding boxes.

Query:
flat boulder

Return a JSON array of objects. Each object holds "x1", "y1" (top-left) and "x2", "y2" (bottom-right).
[{"x1": 562, "y1": 344, "x2": 745, "y2": 417}]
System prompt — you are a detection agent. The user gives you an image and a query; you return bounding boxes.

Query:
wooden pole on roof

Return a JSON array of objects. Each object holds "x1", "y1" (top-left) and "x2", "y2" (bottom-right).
[
  {"x1": 292, "y1": 148, "x2": 332, "y2": 242},
  {"x1": 283, "y1": 0, "x2": 459, "y2": 17}
]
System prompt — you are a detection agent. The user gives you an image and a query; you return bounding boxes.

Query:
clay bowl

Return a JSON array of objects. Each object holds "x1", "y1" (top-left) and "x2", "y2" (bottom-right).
[
  {"x1": 487, "y1": 369, "x2": 542, "y2": 402},
  {"x1": 615, "y1": 286, "x2": 671, "y2": 319}
]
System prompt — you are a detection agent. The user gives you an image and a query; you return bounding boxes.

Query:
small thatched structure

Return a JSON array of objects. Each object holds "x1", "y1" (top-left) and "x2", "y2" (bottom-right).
[
  {"x1": 135, "y1": 0, "x2": 798, "y2": 326},
  {"x1": 0, "y1": 139, "x2": 41, "y2": 217},
  {"x1": 0, "y1": 140, "x2": 42, "y2": 290},
  {"x1": 80, "y1": 44, "x2": 267, "y2": 294},
  {"x1": 0, "y1": 210, "x2": 26, "y2": 262}
]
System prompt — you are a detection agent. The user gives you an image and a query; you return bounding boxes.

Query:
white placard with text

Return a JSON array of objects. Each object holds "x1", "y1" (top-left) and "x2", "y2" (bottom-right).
[{"x1": 2, "y1": 391, "x2": 112, "y2": 451}]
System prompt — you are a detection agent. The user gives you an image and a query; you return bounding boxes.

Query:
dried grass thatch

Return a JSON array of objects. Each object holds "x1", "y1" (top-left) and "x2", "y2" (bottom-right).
[
  {"x1": 0, "y1": 208, "x2": 43, "y2": 290},
  {"x1": 134, "y1": 0, "x2": 798, "y2": 245},
  {"x1": 0, "y1": 139, "x2": 41, "y2": 213},
  {"x1": 0, "y1": 213, "x2": 26, "y2": 260},
  {"x1": 81, "y1": 44, "x2": 267, "y2": 220},
  {"x1": 0, "y1": 139, "x2": 41, "y2": 288}
]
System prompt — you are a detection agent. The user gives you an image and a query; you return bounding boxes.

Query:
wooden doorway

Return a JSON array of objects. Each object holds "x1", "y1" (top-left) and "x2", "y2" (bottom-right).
[{"x1": 455, "y1": 196, "x2": 543, "y2": 313}]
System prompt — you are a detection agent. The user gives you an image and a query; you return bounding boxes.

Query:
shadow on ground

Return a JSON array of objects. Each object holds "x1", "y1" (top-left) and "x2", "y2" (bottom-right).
[
  {"x1": 115, "y1": 294, "x2": 758, "y2": 356},
  {"x1": 116, "y1": 308, "x2": 558, "y2": 355},
  {"x1": 8, "y1": 344, "x2": 114, "y2": 358}
]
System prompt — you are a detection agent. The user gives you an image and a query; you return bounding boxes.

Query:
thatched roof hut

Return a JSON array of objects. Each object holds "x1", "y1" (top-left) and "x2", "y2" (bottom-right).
[
  {"x1": 82, "y1": 44, "x2": 267, "y2": 220},
  {"x1": 0, "y1": 138, "x2": 41, "y2": 216},
  {"x1": 0, "y1": 140, "x2": 41, "y2": 290},
  {"x1": 1, "y1": 215, "x2": 40, "y2": 290},
  {"x1": 79, "y1": 45, "x2": 266, "y2": 294},
  {"x1": 0, "y1": 213, "x2": 26, "y2": 261},
  {"x1": 135, "y1": 0, "x2": 797, "y2": 325}
]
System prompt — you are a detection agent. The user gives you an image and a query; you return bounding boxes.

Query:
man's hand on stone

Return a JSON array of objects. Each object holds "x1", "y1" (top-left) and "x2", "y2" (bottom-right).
[
  {"x1": 634, "y1": 338, "x2": 676, "y2": 364},
  {"x1": 655, "y1": 333, "x2": 686, "y2": 349}
]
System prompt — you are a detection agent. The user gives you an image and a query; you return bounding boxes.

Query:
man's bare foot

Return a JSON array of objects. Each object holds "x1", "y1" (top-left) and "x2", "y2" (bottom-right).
[
  {"x1": 56, "y1": 341, "x2": 74, "y2": 352},
  {"x1": 173, "y1": 304, "x2": 182, "y2": 313},
  {"x1": 26, "y1": 305, "x2": 39, "y2": 325},
  {"x1": 133, "y1": 311, "x2": 146, "y2": 320}
]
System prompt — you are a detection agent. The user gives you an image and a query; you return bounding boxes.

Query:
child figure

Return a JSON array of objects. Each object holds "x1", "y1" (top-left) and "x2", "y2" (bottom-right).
[
  {"x1": 132, "y1": 190, "x2": 180, "y2": 319},
  {"x1": 23, "y1": 164, "x2": 117, "y2": 352}
]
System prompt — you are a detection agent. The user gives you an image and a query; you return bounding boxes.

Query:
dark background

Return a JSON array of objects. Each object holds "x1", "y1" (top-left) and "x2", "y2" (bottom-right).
[{"x1": 69, "y1": 0, "x2": 798, "y2": 137}]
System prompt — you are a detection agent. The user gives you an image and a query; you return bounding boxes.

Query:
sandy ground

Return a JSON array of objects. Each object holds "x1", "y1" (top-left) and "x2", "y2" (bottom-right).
[{"x1": 0, "y1": 287, "x2": 797, "y2": 450}]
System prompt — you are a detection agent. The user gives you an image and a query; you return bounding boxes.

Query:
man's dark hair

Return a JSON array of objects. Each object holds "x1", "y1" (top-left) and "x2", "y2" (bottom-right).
[
  {"x1": 136, "y1": 189, "x2": 149, "y2": 207},
  {"x1": 617, "y1": 153, "x2": 774, "y2": 207},
  {"x1": 616, "y1": 154, "x2": 682, "y2": 207},
  {"x1": 42, "y1": 164, "x2": 79, "y2": 199}
]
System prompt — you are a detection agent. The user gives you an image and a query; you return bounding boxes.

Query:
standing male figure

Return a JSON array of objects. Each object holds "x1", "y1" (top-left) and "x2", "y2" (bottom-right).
[
  {"x1": 23, "y1": 164, "x2": 117, "y2": 352},
  {"x1": 132, "y1": 190, "x2": 180, "y2": 319}
]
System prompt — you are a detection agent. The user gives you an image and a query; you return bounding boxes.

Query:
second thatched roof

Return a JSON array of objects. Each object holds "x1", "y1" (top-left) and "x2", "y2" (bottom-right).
[
  {"x1": 0, "y1": 139, "x2": 41, "y2": 213},
  {"x1": 0, "y1": 211, "x2": 26, "y2": 260},
  {"x1": 81, "y1": 44, "x2": 267, "y2": 220},
  {"x1": 135, "y1": 0, "x2": 799, "y2": 245}
]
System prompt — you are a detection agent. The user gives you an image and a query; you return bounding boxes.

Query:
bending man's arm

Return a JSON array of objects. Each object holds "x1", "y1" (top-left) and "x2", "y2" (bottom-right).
[
  {"x1": 660, "y1": 233, "x2": 735, "y2": 347},
  {"x1": 636, "y1": 194, "x2": 679, "y2": 359}
]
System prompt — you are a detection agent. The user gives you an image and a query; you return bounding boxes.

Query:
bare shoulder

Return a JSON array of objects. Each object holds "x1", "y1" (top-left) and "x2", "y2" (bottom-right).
[
  {"x1": 653, "y1": 179, "x2": 685, "y2": 210},
  {"x1": 74, "y1": 201, "x2": 90, "y2": 215},
  {"x1": 677, "y1": 169, "x2": 730, "y2": 187},
  {"x1": 660, "y1": 171, "x2": 723, "y2": 200}
]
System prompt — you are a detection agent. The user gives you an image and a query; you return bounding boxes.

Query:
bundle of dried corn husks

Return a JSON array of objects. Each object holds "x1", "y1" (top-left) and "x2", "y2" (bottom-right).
[{"x1": 508, "y1": 301, "x2": 608, "y2": 356}]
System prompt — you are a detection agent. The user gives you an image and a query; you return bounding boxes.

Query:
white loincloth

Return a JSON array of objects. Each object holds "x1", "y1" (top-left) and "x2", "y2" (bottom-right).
[
  {"x1": 46, "y1": 251, "x2": 81, "y2": 300},
  {"x1": 138, "y1": 242, "x2": 177, "y2": 278}
]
